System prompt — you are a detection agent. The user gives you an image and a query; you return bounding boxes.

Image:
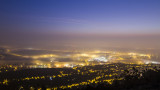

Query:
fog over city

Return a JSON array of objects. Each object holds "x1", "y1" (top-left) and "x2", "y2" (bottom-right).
[{"x1": 0, "y1": 31, "x2": 160, "y2": 49}]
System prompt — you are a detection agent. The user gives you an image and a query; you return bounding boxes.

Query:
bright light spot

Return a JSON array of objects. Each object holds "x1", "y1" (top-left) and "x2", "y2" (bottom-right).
[
  {"x1": 64, "y1": 64, "x2": 69, "y2": 67},
  {"x1": 89, "y1": 56, "x2": 108, "y2": 62},
  {"x1": 55, "y1": 64, "x2": 60, "y2": 67},
  {"x1": 81, "y1": 54, "x2": 89, "y2": 56}
]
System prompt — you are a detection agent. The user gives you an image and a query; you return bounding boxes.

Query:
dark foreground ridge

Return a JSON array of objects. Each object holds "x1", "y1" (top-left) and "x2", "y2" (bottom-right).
[
  {"x1": 84, "y1": 68, "x2": 160, "y2": 90},
  {"x1": 0, "y1": 64, "x2": 160, "y2": 90}
]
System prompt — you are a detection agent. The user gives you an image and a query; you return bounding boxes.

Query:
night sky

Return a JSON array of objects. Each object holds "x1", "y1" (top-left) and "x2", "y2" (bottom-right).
[{"x1": 0, "y1": 0, "x2": 160, "y2": 49}]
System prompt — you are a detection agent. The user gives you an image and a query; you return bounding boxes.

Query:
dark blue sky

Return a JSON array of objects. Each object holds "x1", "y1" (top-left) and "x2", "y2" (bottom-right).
[{"x1": 0, "y1": 0, "x2": 160, "y2": 35}]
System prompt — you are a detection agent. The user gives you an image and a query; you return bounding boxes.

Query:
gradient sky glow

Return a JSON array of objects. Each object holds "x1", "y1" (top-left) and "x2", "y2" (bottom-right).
[
  {"x1": 0, "y1": 0, "x2": 160, "y2": 34},
  {"x1": 0, "y1": 0, "x2": 160, "y2": 49}
]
